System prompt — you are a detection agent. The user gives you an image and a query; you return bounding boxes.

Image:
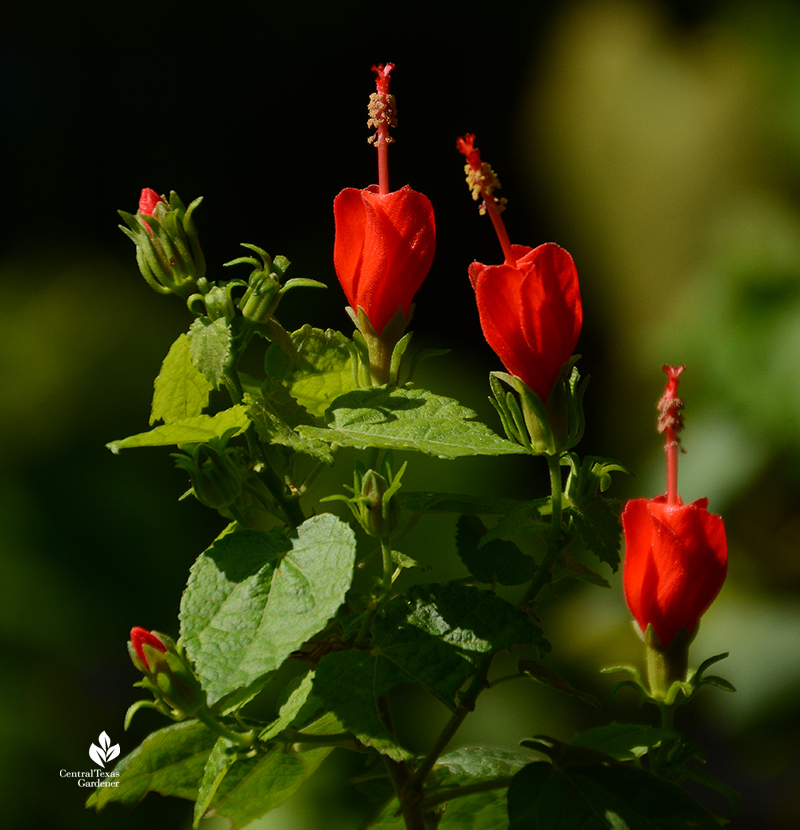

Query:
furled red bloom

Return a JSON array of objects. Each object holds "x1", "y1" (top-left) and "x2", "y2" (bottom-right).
[
  {"x1": 333, "y1": 65, "x2": 435, "y2": 337},
  {"x1": 333, "y1": 185, "x2": 436, "y2": 334},
  {"x1": 457, "y1": 135, "x2": 582, "y2": 402},
  {"x1": 139, "y1": 188, "x2": 165, "y2": 216},
  {"x1": 130, "y1": 626, "x2": 167, "y2": 670},
  {"x1": 622, "y1": 366, "x2": 728, "y2": 648},
  {"x1": 469, "y1": 242, "x2": 582, "y2": 402},
  {"x1": 622, "y1": 496, "x2": 727, "y2": 647}
]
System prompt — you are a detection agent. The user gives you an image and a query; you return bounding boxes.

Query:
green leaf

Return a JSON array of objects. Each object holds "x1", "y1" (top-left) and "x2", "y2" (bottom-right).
[
  {"x1": 180, "y1": 515, "x2": 357, "y2": 705},
  {"x1": 259, "y1": 671, "x2": 319, "y2": 741},
  {"x1": 438, "y1": 746, "x2": 530, "y2": 780},
  {"x1": 371, "y1": 790, "x2": 509, "y2": 829},
  {"x1": 508, "y1": 760, "x2": 725, "y2": 829},
  {"x1": 86, "y1": 721, "x2": 216, "y2": 811},
  {"x1": 554, "y1": 550, "x2": 611, "y2": 588},
  {"x1": 456, "y1": 515, "x2": 538, "y2": 586},
  {"x1": 570, "y1": 723, "x2": 675, "y2": 761},
  {"x1": 106, "y1": 405, "x2": 250, "y2": 453},
  {"x1": 567, "y1": 495, "x2": 622, "y2": 571},
  {"x1": 405, "y1": 583, "x2": 549, "y2": 656},
  {"x1": 299, "y1": 387, "x2": 527, "y2": 459},
  {"x1": 245, "y1": 377, "x2": 333, "y2": 462},
  {"x1": 206, "y1": 714, "x2": 340, "y2": 829},
  {"x1": 480, "y1": 500, "x2": 551, "y2": 543},
  {"x1": 264, "y1": 325, "x2": 355, "y2": 417},
  {"x1": 518, "y1": 659, "x2": 601, "y2": 708},
  {"x1": 188, "y1": 316, "x2": 234, "y2": 388},
  {"x1": 151, "y1": 333, "x2": 214, "y2": 424},
  {"x1": 400, "y1": 492, "x2": 531, "y2": 516},
  {"x1": 436, "y1": 789, "x2": 510, "y2": 829},
  {"x1": 193, "y1": 737, "x2": 239, "y2": 827},
  {"x1": 313, "y1": 603, "x2": 476, "y2": 760}
]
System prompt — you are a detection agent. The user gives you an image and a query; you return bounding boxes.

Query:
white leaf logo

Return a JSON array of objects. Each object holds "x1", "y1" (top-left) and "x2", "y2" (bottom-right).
[{"x1": 89, "y1": 731, "x2": 120, "y2": 767}]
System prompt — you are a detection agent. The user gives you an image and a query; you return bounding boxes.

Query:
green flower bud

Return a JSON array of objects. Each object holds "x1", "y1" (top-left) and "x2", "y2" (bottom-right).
[
  {"x1": 359, "y1": 468, "x2": 401, "y2": 538},
  {"x1": 118, "y1": 190, "x2": 206, "y2": 299},
  {"x1": 128, "y1": 628, "x2": 206, "y2": 719},
  {"x1": 172, "y1": 430, "x2": 245, "y2": 512}
]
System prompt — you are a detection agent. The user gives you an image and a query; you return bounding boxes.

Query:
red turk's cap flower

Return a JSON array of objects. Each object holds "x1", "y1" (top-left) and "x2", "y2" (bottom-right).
[
  {"x1": 457, "y1": 135, "x2": 582, "y2": 402},
  {"x1": 335, "y1": 64, "x2": 435, "y2": 337},
  {"x1": 139, "y1": 188, "x2": 165, "y2": 216},
  {"x1": 130, "y1": 626, "x2": 167, "y2": 670},
  {"x1": 470, "y1": 242, "x2": 582, "y2": 402},
  {"x1": 622, "y1": 495, "x2": 727, "y2": 648},
  {"x1": 622, "y1": 366, "x2": 727, "y2": 649},
  {"x1": 333, "y1": 185, "x2": 436, "y2": 334},
  {"x1": 333, "y1": 184, "x2": 436, "y2": 334}
]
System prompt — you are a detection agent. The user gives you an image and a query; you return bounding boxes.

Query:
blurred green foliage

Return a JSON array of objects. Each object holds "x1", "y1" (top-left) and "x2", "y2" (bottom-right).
[{"x1": 3, "y1": 1, "x2": 800, "y2": 828}]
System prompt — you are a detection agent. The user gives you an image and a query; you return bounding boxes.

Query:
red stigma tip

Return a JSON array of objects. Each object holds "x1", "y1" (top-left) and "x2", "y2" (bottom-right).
[
  {"x1": 662, "y1": 364, "x2": 685, "y2": 399},
  {"x1": 372, "y1": 63, "x2": 394, "y2": 94},
  {"x1": 456, "y1": 134, "x2": 482, "y2": 170}
]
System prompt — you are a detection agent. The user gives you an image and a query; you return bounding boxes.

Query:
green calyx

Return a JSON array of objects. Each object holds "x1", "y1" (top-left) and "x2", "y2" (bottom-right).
[
  {"x1": 323, "y1": 453, "x2": 407, "y2": 538},
  {"x1": 489, "y1": 357, "x2": 587, "y2": 457},
  {"x1": 603, "y1": 644, "x2": 735, "y2": 709},
  {"x1": 126, "y1": 631, "x2": 206, "y2": 726},
  {"x1": 225, "y1": 244, "x2": 326, "y2": 326},
  {"x1": 119, "y1": 191, "x2": 206, "y2": 299},
  {"x1": 347, "y1": 305, "x2": 412, "y2": 387},
  {"x1": 172, "y1": 428, "x2": 246, "y2": 513}
]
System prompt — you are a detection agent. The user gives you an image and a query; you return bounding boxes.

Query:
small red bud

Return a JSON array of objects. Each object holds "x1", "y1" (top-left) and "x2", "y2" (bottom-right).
[
  {"x1": 138, "y1": 188, "x2": 165, "y2": 217},
  {"x1": 130, "y1": 626, "x2": 167, "y2": 670}
]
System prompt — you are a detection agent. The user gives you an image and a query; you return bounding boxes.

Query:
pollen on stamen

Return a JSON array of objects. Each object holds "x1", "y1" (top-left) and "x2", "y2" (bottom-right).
[
  {"x1": 657, "y1": 365, "x2": 686, "y2": 437},
  {"x1": 456, "y1": 134, "x2": 506, "y2": 215},
  {"x1": 367, "y1": 63, "x2": 397, "y2": 146}
]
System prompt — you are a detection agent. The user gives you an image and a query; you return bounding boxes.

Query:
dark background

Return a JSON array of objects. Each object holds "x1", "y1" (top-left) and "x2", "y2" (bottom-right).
[{"x1": 3, "y1": 1, "x2": 800, "y2": 828}]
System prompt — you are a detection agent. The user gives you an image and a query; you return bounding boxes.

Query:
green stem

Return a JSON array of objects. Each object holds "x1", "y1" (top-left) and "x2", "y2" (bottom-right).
[
  {"x1": 380, "y1": 537, "x2": 394, "y2": 592},
  {"x1": 417, "y1": 775, "x2": 516, "y2": 812},
  {"x1": 653, "y1": 702, "x2": 676, "y2": 774},
  {"x1": 196, "y1": 708, "x2": 256, "y2": 749},
  {"x1": 407, "y1": 654, "x2": 494, "y2": 795},
  {"x1": 520, "y1": 453, "x2": 564, "y2": 606},
  {"x1": 278, "y1": 729, "x2": 365, "y2": 753}
]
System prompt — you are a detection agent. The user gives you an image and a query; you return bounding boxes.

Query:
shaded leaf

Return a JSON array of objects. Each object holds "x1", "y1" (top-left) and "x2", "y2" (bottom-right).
[
  {"x1": 400, "y1": 492, "x2": 531, "y2": 516},
  {"x1": 245, "y1": 376, "x2": 333, "y2": 462},
  {"x1": 406, "y1": 583, "x2": 549, "y2": 656},
  {"x1": 570, "y1": 723, "x2": 674, "y2": 761},
  {"x1": 207, "y1": 714, "x2": 341, "y2": 829},
  {"x1": 438, "y1": 746, "x2": 530, "y2": 780},
  {"x1": 86, "y1": 721, "x2": 216, "y2": 811},
  {"x1": 508, "y1": 759, "x2": 725, "y2": 829},
  {"x1": 313, "y1": 603, "x2": 475, "y2": 760},
  {"x1": 518, "y1": 659, "x2": 601, "y2": 708},
  {"x1": 567, "y1": 495, "x2": 622, "y2": 571},
  {"x1": 193, "y1": 737, "x2": 238, "y2": 827},
  {"x1": 456, "y1": 515, "x2": 538, "y2": 586},
  {"x1": 371, "y1": 789, "x2": 509, "y2": 830}
]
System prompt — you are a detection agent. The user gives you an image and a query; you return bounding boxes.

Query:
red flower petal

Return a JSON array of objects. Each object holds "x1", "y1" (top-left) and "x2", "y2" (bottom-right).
[
  {"x1": 622, "y1": 496, "x2": 727, "y2": 647},
  {"x1": 333, "y1": 184, "x2": 435, "y2": 334},
  {"x1": 471, "y1": 243, "x2": 582, "y2": 401},
  {"x1": 130, "y1": 626, "x2": 167, "y2": 670},
  {"x1": 139, "y1": 188, "x2": 165, "y2": 216}
]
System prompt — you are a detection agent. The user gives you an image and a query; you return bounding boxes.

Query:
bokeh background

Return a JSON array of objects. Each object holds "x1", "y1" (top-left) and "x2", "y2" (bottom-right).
[{"x1": 4, "y1": 0, "x2": 800, "y2": 827}]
